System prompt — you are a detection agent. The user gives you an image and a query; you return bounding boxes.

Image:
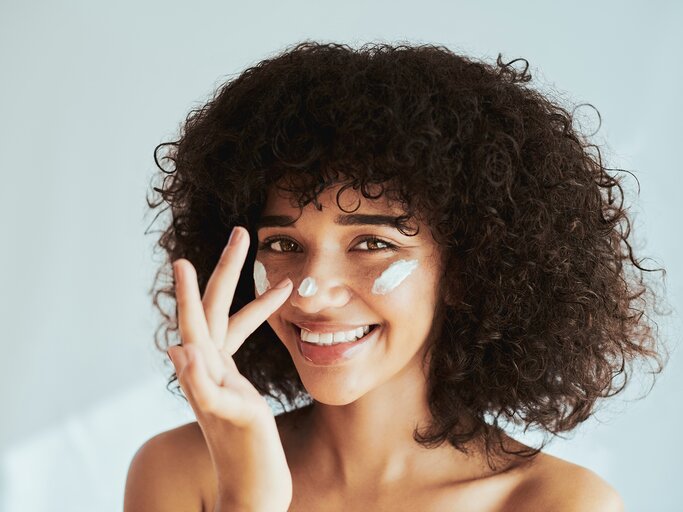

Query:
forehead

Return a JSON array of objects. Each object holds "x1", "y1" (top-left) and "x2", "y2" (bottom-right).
[{"x1": 261, "y1": 182, "x2": 407, "y2": 216}]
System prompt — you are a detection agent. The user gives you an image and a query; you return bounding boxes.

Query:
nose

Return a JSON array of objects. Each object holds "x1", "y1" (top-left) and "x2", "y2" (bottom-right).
[{"x1": 289, "y1": 258, "x2": 352, "y2": 313}]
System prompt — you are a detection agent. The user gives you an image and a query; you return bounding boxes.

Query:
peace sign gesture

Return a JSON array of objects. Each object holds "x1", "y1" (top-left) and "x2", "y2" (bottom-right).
[{"x1": 167, "y1": 226, "x2": 294, "y2": 511}]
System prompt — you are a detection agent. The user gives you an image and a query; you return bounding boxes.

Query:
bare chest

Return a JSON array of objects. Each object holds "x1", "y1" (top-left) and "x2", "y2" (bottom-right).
[
  {"x1": 200, "y1": 466, "x2": 521, "y2": 512},
  {"x1": 284, "y1": 471, "x2": 522, "y2": 512}
]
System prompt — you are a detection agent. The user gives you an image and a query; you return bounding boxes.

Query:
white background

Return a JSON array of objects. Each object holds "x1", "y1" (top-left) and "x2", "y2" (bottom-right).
[{"x1": 1, "y1": 1, "x2": 681, "y2": 511}]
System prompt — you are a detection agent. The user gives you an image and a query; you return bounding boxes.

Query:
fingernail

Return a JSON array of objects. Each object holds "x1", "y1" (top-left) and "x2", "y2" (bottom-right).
[
  {"x1": 274, "y1": 277, "x2": 292, "y2": 289},
  {"x1": 222, "y1": 227, "x2": 241, "y2": 258},
  {"x1": 228, "y1": 226, "x2": 243, "y2": 247}
]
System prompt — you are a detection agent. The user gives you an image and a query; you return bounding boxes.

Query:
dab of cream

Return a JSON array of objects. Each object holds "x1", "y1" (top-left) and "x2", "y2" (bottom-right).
[
  {"x1": 253, "y1": 260, "x2": 270, "y2": 296},
  {"x1": 298, "y1": 276, "x2": 318, "y2": 297},
  {"x1": 372, "y1": 259, "x2": 419, "y2": 295}
]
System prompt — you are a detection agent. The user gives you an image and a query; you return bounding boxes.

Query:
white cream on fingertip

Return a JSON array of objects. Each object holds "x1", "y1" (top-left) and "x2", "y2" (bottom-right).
[
  {"x1": 298, "y1": 276, "x2": 318, "y2": 297},
  {"x1": 372, "y1": 259, "x2": 419, "y2": 295},
  {"x1": 253, "y1": 259, "x2": 271, "y2": 296}
]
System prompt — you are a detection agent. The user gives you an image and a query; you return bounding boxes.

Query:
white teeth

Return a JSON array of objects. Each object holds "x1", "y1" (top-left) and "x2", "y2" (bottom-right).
[
  {"x1": 302, "y1": 331, "x2": 320, "y2": 343},
  {"x1": 300, "y1": 325, "x2": 375, "y2": 345}
]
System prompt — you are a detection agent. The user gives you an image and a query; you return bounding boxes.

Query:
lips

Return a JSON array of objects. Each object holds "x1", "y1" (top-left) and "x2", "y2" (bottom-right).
[
  {"x1": 293, "y1": 321, "x2": 379, "y2": 333},
  {"x1": 291, "y1": 322, "x2": 380, "y2": 366}
]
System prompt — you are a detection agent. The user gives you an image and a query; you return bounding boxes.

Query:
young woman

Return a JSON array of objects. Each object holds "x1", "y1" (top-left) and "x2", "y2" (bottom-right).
[{"x1": 124, "y1": 41, "x2": 666, "y2": 511}]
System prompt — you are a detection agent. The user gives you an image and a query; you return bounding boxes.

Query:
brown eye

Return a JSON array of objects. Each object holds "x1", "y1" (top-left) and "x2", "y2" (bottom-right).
[
  {"x1": 354, "y1": 237, "x2": 397, "y2": 251},
  {"x1": 259, "y1": 237, "x2": 300, "y2": 253},
  {"x1": 276, "y1": 239, "x2": 299, "y2": 252}
]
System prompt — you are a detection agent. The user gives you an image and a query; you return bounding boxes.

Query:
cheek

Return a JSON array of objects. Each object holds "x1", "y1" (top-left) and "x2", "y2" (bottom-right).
[
  {"x1": 253, "y1": 259, "x2": 271, "y2": 296},
  {"x1": 371, "y1": 259, "x2": 419, "y2": 295},
  {"x1": 369, "y1": 259, "x2": 441, "y2": 319},
  {"x1": 356, "y1": 265, "x2": 379, "y2": 290},
  {"x1": 253, "y1": 259, "x2": 295, "y2": 292}
]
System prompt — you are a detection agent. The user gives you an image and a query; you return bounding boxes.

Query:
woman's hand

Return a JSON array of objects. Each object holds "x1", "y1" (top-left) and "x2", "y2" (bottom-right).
[{"x1": 167, "y1": 226, "x2": 294, "y2": 512}]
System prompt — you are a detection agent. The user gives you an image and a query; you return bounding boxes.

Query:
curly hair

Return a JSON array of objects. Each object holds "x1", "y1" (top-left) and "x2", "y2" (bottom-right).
[{"x1": 146, "y1": 40, "x2": 668, "y2": 467}]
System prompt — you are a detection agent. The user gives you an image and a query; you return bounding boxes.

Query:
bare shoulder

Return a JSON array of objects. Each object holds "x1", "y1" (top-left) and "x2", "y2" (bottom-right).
[
  {"x1": 506, "y1": 452, "x2": 624, "y2": 512},
  {"x1": 124, "y1": 421, "x2": 215, "y2": 512}
]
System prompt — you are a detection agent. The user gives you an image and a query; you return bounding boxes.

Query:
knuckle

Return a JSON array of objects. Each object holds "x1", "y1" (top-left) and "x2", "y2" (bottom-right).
[
  {"x1": 216, "y1": 254, "x2": 234, "y2": 267},
  {"x1": 176, "y1": 369, "x2": 189, "y2": 387},
  {"x1": 176, "y1": 328, "x2": 187, "y2": 343},
  {"x1": 195, "y1": 392, "x2": 214, "y2": 411}
]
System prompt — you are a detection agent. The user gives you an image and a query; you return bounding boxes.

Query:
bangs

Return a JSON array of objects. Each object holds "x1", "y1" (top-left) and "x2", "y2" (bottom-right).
[{"x1": 260, "y1": 166, "x2": 421, "y2": 238}]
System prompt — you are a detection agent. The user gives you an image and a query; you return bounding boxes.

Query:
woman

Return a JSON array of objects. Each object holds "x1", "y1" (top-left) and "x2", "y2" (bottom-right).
[{"x1": 124, "y1": 41, "x2": 666, "y2": 511}]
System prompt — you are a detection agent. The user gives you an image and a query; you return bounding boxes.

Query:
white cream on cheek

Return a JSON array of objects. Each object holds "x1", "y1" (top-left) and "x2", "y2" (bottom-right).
[
  {"x1": 298, "y1": 276, "x2": 318, "y2": 297},
  {"x1": 371, "y1": 259, "x2": 419, "y2": 295},
  {"x1": 253, "y1": 259, "x2": 271, "y2": 296}
]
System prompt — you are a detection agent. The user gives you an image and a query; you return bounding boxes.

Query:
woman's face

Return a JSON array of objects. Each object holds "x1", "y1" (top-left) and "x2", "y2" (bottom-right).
[{"x1": 254, "y1": 183, "x2": 444, "y2": 405}]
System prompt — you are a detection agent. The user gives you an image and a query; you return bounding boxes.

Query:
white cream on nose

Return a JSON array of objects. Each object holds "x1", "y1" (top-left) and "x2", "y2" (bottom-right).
[
  {"x1": 372, "y1": 259, "x2": 419, "y2": 295},
  {"x1": 253, "y1": 259, "x2": 271, "y2": 296},
  {"x1": 298, "y1": 276, "x2": 318, "y2": 297}
]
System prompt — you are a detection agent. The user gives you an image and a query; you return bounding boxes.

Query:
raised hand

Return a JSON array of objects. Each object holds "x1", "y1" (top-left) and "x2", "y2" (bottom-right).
[{"x1": 167, "y1": 226, "x2": 294, "y2": 512}]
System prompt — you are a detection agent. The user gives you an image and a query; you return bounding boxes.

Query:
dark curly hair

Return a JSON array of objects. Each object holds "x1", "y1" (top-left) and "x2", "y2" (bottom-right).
[{"x1": 146, "y1": 40, "x2": 668, "y2": 467}]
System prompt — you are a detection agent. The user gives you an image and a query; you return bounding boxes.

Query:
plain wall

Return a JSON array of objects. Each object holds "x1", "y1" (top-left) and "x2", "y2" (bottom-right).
[{"x1": 1, "y1": 1, "x2": 681, "y2": 510}]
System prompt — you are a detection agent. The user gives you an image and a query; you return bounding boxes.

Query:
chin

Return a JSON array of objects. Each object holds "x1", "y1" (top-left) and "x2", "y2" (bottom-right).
[
  {"x1": 290, "y1": 363, "x2": 372, "y2": 405},
  {"x1": 300, "y1": 385, "x2": 365, "y2": 407}
]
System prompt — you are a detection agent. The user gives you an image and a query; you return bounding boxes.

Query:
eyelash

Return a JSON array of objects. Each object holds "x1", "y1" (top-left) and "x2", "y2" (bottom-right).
[{"x1": 257, "y1": 236, "x2": 399, "y2": 253}]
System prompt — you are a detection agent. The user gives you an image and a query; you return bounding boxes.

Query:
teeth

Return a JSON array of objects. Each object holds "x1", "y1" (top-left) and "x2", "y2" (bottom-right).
[{"x1": 300, "y1": 325, "x2": 374, "y2": 345}]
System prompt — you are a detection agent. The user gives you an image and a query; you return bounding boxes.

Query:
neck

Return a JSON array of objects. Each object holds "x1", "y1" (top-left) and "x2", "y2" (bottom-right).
[{"x1": 292, "y1": 346, "x2": 487, "y2": 491}]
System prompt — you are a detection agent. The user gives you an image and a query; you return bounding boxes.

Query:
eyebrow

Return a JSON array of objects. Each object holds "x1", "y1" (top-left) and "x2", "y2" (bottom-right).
[{"x1": 256, "y1": 213, "x2": 407, "y2": 230}]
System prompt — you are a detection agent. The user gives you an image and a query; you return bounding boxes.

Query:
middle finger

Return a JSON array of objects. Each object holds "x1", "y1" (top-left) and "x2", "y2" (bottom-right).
[{"x1": 202, "y1": 226, "x2": 250, "y2": 346}]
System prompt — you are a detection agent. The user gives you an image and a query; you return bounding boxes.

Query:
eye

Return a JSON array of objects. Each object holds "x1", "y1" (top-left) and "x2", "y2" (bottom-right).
[
  {"x1": 258, "y1": 237, "x2": 301, "y2": 253},
  {"x1": 353, "y1": 236, "x2": 398, "y2": 252},
  {"x1": 257, "y1": 235, "x2": 398, "y2": 253}
]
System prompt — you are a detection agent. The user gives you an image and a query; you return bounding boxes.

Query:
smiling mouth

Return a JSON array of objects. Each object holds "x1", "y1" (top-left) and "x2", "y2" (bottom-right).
[
  {"x1": 289, "y1": 322, "x2": 382, "y2": 366},
  {"x1": 288, "y1": 322, "x2": 380, "y2": 346}
]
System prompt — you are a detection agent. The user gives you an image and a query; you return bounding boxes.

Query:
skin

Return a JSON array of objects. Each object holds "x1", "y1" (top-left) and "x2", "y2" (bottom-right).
[
  {"x1": 256, "y1": 184, "x2": 462, "y2": 486},
  {"x1": 124, "y1": 183, "x2": 625, "y2": 512}
]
